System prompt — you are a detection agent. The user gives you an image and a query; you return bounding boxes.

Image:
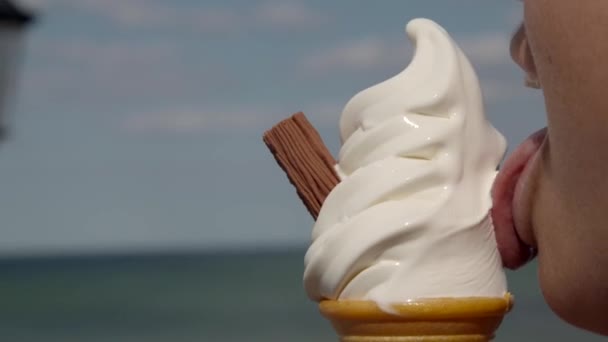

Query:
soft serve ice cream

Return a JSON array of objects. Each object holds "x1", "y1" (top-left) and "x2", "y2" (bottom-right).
[{"x1": 304, "y1": 18, "x2": 508, "y2": 307}]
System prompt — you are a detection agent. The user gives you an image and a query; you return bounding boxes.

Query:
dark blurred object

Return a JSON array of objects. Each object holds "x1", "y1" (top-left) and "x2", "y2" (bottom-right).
[{"x1": 0, "y1": 0, "x2": 34, "y2": 141}]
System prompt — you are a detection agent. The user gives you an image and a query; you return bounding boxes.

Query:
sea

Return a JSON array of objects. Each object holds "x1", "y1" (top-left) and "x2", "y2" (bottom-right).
[{"x1": 0, "y1": 249, "x2": 605, "y2": 342}]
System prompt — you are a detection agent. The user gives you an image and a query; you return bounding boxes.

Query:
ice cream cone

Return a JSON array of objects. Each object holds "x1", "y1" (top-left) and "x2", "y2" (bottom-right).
[{"x1": 319, "y1": 294, "x2": 513, "y2": 342}]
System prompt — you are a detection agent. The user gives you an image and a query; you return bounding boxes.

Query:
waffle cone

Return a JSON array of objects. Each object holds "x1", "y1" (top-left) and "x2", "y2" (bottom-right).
[{"x1": 319, "y1": 294, "x2": 513, "y2": 342}]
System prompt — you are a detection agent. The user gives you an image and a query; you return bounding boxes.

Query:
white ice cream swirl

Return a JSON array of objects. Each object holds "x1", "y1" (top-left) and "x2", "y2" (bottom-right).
[{"x1": 304, "y1": 19, "x2": 508, "y2": 305}]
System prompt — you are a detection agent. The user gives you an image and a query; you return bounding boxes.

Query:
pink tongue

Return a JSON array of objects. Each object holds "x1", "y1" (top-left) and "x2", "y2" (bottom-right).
[{"x1": 491, "y1": 128, "x2": 547, "y2": 269}]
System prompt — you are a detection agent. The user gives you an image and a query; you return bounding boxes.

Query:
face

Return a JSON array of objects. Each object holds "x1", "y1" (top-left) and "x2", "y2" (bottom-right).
[
  {"x1": 496, "y1": 0, "x2": 608, "y2": 268},
  {"x1": 495, "y1": 2, "x2": 608, "y2": 334}
]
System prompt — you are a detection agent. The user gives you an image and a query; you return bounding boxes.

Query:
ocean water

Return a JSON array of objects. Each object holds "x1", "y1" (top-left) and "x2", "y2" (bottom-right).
[{"x1": 0, "y1": 249, "x2": 604, "y2": 342}]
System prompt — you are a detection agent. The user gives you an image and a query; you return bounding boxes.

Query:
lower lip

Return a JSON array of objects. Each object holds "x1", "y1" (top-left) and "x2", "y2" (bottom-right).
[
  {"x1": 491, "y1": 128, "x2": 547, "y2": 269},
  {"x1": 511, "y1": 138, "x2": 544, "y2": 244}
]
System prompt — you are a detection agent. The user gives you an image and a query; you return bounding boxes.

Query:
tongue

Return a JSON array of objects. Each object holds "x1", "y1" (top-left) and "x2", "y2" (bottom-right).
[{"x1": 491, "y1": 128, "x2": 547, "y2": 269}]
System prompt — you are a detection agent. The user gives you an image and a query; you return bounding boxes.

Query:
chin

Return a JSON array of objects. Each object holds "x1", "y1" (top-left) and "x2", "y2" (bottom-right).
[{"x1": 538, "y1": 260, "x2": 608, "y2": 336}]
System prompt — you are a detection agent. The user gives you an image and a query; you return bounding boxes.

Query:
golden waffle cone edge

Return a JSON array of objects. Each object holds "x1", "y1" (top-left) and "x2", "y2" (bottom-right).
[{"x1": 319, "y1": 294, "x2": 513, "y2": 342}]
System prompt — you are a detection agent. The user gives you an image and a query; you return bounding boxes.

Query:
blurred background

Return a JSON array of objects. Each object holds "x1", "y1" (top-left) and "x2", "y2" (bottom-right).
[{"x1": 0, "y1": 0, "x2": 604, "y2": 341}]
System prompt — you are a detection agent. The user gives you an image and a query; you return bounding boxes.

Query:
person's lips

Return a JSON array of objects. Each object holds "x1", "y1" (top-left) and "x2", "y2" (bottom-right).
[{"x1": 492, "y1": 128, "x2": 547, "y2": 269}]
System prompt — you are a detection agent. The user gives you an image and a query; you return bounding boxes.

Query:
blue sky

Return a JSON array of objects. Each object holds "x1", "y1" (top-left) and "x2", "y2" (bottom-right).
[{"x1": 0, "y1": 0, "x2": 546, "y2": 255}]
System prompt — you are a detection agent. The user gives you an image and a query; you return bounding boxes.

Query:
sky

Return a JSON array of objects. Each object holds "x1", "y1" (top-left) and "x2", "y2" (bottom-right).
[{"x1": 0, "y1": 0, "x2": 547, "y2": 256}]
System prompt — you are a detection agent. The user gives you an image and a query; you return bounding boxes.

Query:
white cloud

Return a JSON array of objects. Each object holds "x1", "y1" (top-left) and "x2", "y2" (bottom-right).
[
  {"x1": 458, "y1": 32, "x2": 511, "y2": 66},
  {"x1": 49, "y1": 39, "x2": 178, "y2": 67},
  {"x1": 120, "y1": 101, "x2": 346, "y2": 134},
  {"x1": 15, "y1": 0, "x2": 45, "y2": 10},
  {"x1": 300, "y1": 37, "x2": 410, "y2": 73},
  {"x1": 254, "y1": 1, "x2": 328, "y2": 29},
  {"x1": 186, "y1": 8, "x2": 242, "y2": 33},
  {"x1": 20, "y1": 36, "x2": 229, "y2": 116},
  {"x1": 505, "y1": 4, "x2": 524, "y2": 27},
  {"x1": 21, "y1": 0, "x2": 325, "y2": 32},
  {"x1": 304, "y1": 102, "x2": 343, "y2": 126},
  {"x1": 74, "y1": 0, "x2": 243, "y2": 33},
  {"x1": 80, "y1": 0, "x2": 175, "y2": 28},
  {"x1": 16, "y1": 0, "x2": 174, "y2": 27},
  {"x1": 300, "y1": 30, "x2": 511, "y2": 75},
  {"x1": 122, "y1": 107, "x2": 271, "y2": 133},
  {"x1": 480, "y1": 78, "x2": 524, "y2": 104}
]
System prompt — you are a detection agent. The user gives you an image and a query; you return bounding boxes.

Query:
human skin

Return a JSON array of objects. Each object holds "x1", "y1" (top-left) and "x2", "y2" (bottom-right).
[{"x1": 499, "y1": 0, "x2": 608, "y2": 335}]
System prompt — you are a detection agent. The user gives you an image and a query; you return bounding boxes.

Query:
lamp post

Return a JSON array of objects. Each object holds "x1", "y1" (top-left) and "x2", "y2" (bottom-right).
[{"x1": 0, "y1": 0, "x2": 33, "y2": 140}]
